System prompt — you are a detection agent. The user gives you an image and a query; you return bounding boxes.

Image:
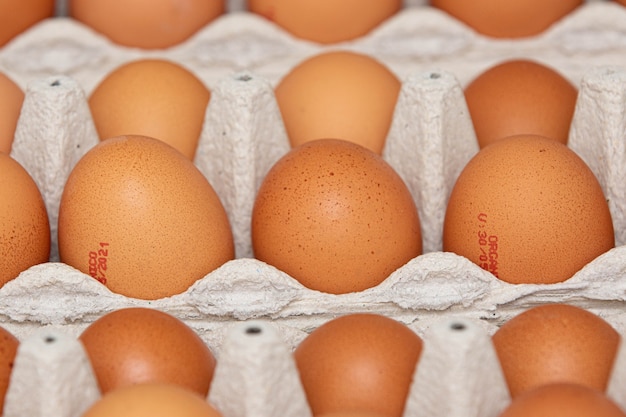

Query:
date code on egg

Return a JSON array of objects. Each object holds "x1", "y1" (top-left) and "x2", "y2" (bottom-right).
[{"x1": 88, "y1": 242, "x2": 109, "y2": 285}]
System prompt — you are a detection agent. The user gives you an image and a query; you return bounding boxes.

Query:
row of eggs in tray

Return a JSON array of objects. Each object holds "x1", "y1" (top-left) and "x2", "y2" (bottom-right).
[
  {"x1": 3, "y1": 302, "x2": 626, "y2": 417},
  {"x1": 1, "y1": 39, "x2": 625, "y2": 300},
  {"x1": 2, "y1": 0, "x2": 623, "y2": 50}
]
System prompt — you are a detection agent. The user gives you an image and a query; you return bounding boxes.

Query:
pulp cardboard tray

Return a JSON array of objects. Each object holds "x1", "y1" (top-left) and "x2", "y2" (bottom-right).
[{"x1": 2, "y1": 1, "x2": 626, "y2": 417}]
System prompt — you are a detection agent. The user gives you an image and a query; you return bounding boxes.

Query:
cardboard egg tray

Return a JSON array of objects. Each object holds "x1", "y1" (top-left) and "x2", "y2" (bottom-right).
[{"x1": 3, "y1": 0, "x2": 626, "y2": 416}]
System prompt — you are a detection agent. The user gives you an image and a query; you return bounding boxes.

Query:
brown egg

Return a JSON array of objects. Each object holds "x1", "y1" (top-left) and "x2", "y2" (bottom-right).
[
  {"x1": 294, "y1": 313, "x2": 423, "y2": 417},
  {"x1": 0, "y1": 152, "x2": 50, "y2": 288},
  {"x1": 464, "y1": 59, "x2": 578, "y2": 148},
  {"x1": 497, "y1": 383, "x2": 626, "y2": 417},
  {"x1": 68, "y1": 0, "x2": 225, "y2": 49},
  {"x1": 58, "y1": 135, "x2": 234, "y2": 300},
  {"x1": 247, "y1": 0, "x2": 402, "y2": 44},
  {"x1": 0, "y1": 325, "x2": 18, "y2": 414},
  {"x1": 316, "y1": 412, "x2": 391, "y2": 417},
  {"x1": 0, "y1": 73, "x2": 24, "y2": 154},
  {"x1": 431, "y1": 0, "x2": 583, "y2": 38},
  {"x1": 492, "y1": 303, "x2": 620, "y2": 399},
  {"x1": 80, "y1": 307, "x2": 216, "y2": 396},
  {"x1": 0, "y1": 0, "x2": 55, "y2": 47},
  {"x1": 275, "y1": 51, "x2": 400, "y2": 154},
  {"x1": 81, "y1": 382, "x2": 223, "y2": 417},
  {"x1": 251, "y1": 138, "x2": 422, "y2": 294},
  {"x1": 89, "y1": 59, "x2": 210, "y2": 160},
  {"x1": 442, "y1": 134, "x2": 614, "y2": 284}
]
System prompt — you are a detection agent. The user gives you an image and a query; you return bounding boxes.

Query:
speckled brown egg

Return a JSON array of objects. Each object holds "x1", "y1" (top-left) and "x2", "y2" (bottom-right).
[
  {"x1": 492, "y1": 304, "x2": 620, "y2": 399},
  {"x1": 247, "y1": 0, "x2": 402, "y2": 44},
  {"x1": 251, "y1": 138, "x2": 422, "y2": 294},
  {"x1": 0, "y1": 72, "x2": 24, "y2": 154},
  {"x1": 498, "y1": 383, "x2": 626, "y2": 417},
  {"x1": 57, "y1": 135, "x2": 234, "y2": 300},
  {"x1": 275, "y1": 51, "x2": 401, "y2": 154},
  {"x1": 80, "y1": 307, "x2": 216, "y2": 396},
  {"x1": 0, "y1": 325, "x2": 18, "y2": 414},
  {"x1": 81, "y1": 382, "x2": 223, "y2": 417},
  {"x1": 464, "y1": 59, "x2": 578, "y2": 148},
  {"x1": 442, "y1": 134, "x2": 614, "y2": 284},
  {"x1": 89, "y1": 59, "x2": 210, "y2": 160},
  {"x1": 431, "y1": 0, "x2": 583, "y2": 38},
  {"x1": 0, "y1": 0, "x2": 55, "y2": 47},
  {"x1": 294, "y1": 313, "x2": 422, "y2": 417},
  {"x1": 0, "y1": 152, "x2": 50, "y2": 288},
  {"x1": 69, "y1": 0, "x2": 225, "y2": 49}
]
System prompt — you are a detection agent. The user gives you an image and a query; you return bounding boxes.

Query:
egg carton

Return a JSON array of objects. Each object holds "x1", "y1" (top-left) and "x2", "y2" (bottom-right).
[{"x1": 2, "y1": 2, "x2": 626, "y2": 416}]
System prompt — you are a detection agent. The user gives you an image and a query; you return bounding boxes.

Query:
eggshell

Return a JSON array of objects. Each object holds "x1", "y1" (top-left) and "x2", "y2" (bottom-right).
[
  {"x1": 0, "y1": 0, "x2": 54, "y2": 47},
  {"x1": 89, "y1": 59, "x2": 210, "y2": 160},
  {"x1": 464, "y1": 59, "x2": 578, "y2": 148},
  {"x1": 492, "y1": 303, "x2": 620, "y2": 399},
  {"x1": 247, "y1": 0, "x2": 402, "y2": 44},
  {"x1": 57, "y1": 135, "x2": 234, "y2": 300},
  {"x1": 430, "y1": 0, "x2": 584, "y2": 38},
  {"x1": 68, "y1": 0, "x2": 226, "y2": 49},
  {"x1": 442, "y1": 134, "x2": 615, "y2": 284},
  {"x1": 251, "y1": 138, "x2": 422, "y2": 294},
  {"x1": 293, "y1": 313, "x2": 423, "y2": 417},
  {"x1": 0, "y1": 152, "x2": 50, "y2": 288},
  {"x1": 81, "y1": 383, "x2": 223, "y2": 417},
  {"x1": 274, "y1": 50, "x2": 400, "y2": 154},
  {"x1": 0, "y1": 73, "x2": 24, "y2": 154},
  {"x1": 497, "y1": 383, "x2": 626, "y2": 417},
  {"x1": 79, "y1": 307, "x2": 216, "y2": 396},
  {"x1": 0, "y1": 326, "x2": 18, "y2": 415}
]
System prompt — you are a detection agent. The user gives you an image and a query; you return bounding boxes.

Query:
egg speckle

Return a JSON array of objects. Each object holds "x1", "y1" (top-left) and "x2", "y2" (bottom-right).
[{"x1": 251, "y1": 138, "x2": 422, "y2": 294}]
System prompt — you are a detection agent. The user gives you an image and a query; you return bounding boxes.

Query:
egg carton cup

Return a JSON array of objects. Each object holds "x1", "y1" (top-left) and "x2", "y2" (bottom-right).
[
  {"x1": 2, "y1": 3, "x2": 626, "y2": 416},
  {"x1": 5, "y1": 314, "x2": 626, "y2": 417}
]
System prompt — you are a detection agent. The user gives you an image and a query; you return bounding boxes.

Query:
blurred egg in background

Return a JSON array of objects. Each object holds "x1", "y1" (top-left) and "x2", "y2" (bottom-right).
[
  {"x1": 0, "y1": 72, "x2": 25, "y2": 154},
  {"x1": 497, "y1": 383, "x2": 626, "y2": 417},
  {"x1": 0, "y1": 325, "x2": 18, "y2": 414},
  {"x1": 68, "y1": 0, "x2": 226, "y2": 49},
  {"x1": 247, "y1": 0, "x2": 402, "y2": 44},
  {"x1": 80, "y1": 307, "x2": 216, "y2": 396},
  {"x1": 464, "y1": 59, "x2": 578, "y2": 148},
  {"x1": 275, "y1": 50, "x2": 400, "y2": 154},
  {"x1": 430, "y1": 0, "x2": 584, "y2": 38},
  {"x1": 81, "y1": 383, "x2": 224, "y2": 417},
  {"x1": 0, "y1": 152, "x2": 50, "y2": 289},
  {"x1": 492, "y1": 303, "x2": 620, "y2": 399},
  {"x1": 89, "y1": 58, "x2": 210, "y2": 160},
  {"x1": 0, "y1": 0, "x2": 55, "y2": 47},
  {"x1": 294, "y1": 313, "x2": 423, "y2": 417}
]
